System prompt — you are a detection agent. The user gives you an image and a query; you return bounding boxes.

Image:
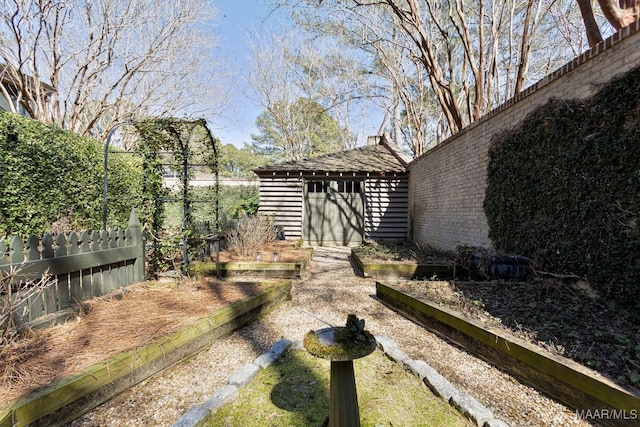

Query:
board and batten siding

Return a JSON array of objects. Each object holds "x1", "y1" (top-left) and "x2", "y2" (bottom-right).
[
  {"x1": 258, "y1": 176, "x2": 303, "y2": 240},
  {"x1": 364, "y1": 177, "x2": 408, "y2": 240}
]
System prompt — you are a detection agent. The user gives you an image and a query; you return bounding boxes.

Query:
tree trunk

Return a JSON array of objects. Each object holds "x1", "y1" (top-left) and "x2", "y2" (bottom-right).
[
  {"x1": 577, "y1": 0, "x2": 604, "y2": 47},
  {"x1": 597, "y1": 0, "x2": 639, "y2": 30}
]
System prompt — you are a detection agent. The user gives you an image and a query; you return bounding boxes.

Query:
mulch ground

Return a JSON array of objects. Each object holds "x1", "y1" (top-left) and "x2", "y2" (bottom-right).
[
  {"x1": 0, "y1": 279, "x2": 268, "y2": 404},
  {"x1": 392, "y1": 278, "x2": 640, "y2": 389}
]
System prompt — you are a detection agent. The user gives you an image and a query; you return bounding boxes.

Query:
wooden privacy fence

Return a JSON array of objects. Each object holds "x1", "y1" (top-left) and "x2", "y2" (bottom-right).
[{"x1": 0, "y1": 210, "x2": 144, "y2": 328}]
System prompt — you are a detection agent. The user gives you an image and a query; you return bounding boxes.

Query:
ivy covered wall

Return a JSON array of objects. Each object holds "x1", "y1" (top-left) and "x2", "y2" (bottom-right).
[
  {"x1": 485, "y1": 65, "x2": 640, "y2": 309},
  {"x1": 409, "y1": 24, "x2": 640, "y2": 253}
]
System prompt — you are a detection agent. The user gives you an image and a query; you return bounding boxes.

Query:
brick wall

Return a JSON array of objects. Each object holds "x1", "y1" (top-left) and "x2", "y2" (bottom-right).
[{"x1": 409, "y1": 22, "x2": 640, "y2": 251}]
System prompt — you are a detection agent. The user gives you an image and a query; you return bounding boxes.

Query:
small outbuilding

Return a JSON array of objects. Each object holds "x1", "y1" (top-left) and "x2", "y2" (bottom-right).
[{"x1": 253, "y1": 135, "x2": 410, "y2": 246}]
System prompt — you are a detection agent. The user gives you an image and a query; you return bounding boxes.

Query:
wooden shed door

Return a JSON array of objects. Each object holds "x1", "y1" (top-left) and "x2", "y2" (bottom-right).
[{"x1": 304, "y1": 180, "x2": 364, "y2": 245}]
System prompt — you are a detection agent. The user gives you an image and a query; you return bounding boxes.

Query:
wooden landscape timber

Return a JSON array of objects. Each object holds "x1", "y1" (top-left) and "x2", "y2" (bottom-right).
[
  {"x1": 193, "y1": 248, "x2": 313, "y2": 278},
  {"x1": 351, "y1": 249, "x2": 453, "y2": 279},
  {"x1": 0, "y1": 281, "x2": 292, "y2": 427},
  {"x1": 376, "y1": 282, "x2": 640, "y2": 427}
]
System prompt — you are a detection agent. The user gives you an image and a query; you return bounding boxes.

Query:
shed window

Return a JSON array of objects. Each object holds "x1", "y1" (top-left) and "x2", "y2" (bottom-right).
[
  {"x1": 338, "y1": 180, "x2": 361, "y2": 193},
  {"x1": 307, "y1": 180, "x2": 329, "y2": 193}
]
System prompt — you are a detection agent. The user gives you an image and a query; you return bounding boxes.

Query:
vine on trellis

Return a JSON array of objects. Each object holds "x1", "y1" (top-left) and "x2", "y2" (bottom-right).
[{"x1": 133, "y1": 118, "x2": 220, "y2": 276}]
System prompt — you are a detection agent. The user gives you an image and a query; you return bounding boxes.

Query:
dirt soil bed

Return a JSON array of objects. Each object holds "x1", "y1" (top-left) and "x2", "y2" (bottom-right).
[
  {"x1": 0, "y1": 279, "x2": 268, "y2": 405},
  {"x1": 218, "y1": 241, "x2": 310, "y2": 263},
  {"x1": 391, "y1": 279, "x2": 640, "y2": 389},
  {"x1": 353, "y1": 240, "x2": 455, "y2": 265}
]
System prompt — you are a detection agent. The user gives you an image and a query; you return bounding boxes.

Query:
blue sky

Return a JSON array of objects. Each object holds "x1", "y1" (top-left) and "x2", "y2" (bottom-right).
[
  {"x1": 210, "y1": 0, "x2": 290, "y2": 148},
  {"x1": 208, "y1": 1, "x2": 385, "y2": 149}
]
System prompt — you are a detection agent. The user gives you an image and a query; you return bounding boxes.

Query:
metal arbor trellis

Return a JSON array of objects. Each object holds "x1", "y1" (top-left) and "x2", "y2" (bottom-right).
[{"x1": 133, "y1": 118, "x2": 220, "y2": 276}]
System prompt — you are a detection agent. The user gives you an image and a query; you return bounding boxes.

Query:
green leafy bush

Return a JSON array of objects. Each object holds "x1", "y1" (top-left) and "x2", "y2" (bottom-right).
[
  {"x1": 161, "y1": 185, "x2": 258, "y2": 231},
  {"x1": 0, "y1": 112, "x2": 142, "y2": 236},
  {"x1": 485, "y1": 65, "x2": 640, "y2": 311},
  {"x1": 219, "y1": 185, "x2": 259, "y2": 219}
]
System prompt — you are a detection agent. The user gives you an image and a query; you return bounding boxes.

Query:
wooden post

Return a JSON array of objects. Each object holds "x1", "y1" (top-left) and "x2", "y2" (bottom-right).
[
  {"x1": 91, "y1": 231, "x2": 103, "y2": 297},
  {"x1": 80, "y1": 232, "x2": 92, "y2": 300},
  {"x1": 68, "y1": 233, "x2": 82, "y2": 303},
  {"x1": 56, "y1": 233, "x2": 71, "y2": 310},
  {"x1": 41, "y1": 234, "x2": 58, "y2": 314},
  {"x1": 127, "y1": 209, "x2": 144, "y2": 282},
  {"x1": 26, "y1": 236, "x2": 44, "y2": 320}
]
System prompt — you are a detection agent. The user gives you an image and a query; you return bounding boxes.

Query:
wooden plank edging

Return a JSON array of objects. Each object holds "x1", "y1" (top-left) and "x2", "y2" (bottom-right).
[
  {"x1": 376, "y1": 282, "x2": 640, "y2": 426},
  {"x1": 194, "y1": 248, "x2": 313, "y2": 278},
  {"x1": 0, "y1": 281, "x2": 292, "y2": 427},
  {"x1": 351, "y1": 249, "x2": 452, "y2": 279}
]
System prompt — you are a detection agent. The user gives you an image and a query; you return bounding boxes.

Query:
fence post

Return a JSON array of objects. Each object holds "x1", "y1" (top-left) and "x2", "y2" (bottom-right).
[
  {"x1": 91, "y1": 230, "x2": 103, "y2": 297},
  {"x1": 80, "y1": 232, "x2": 92, "y2": 300},
  {"x1": 68, "y1": 233, "x2": 82, "y2": 304},
  {"x1": 41, "y1": 234, "x2": 58, "y2": 315},
  {"x1": 8, "y1": 237, "x2": 28, "y2": 326},
  {"x1": 127, "y1": 209, "x2": 144, "y2": 283},
  {"x1": 56, "y1": 233, "x2": 71, "y2": 310},
  {"x1": 25, "y1": 236, "x2": 44, "y2": 321}
]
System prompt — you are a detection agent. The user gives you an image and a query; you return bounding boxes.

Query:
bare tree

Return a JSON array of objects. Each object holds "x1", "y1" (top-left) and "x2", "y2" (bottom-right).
[
  {"x1": 347, "y1": 0, "x2": 561, "y2": 133},
  {"x1": 546, "y1": 0, "x2": 591, "y2": 56},
  {"x1": 0, "y1": 0, "x2": 225, "y2": 139},
  {"x1": 368, "y1": 23, "x2": 439, "y2": 157},
  {"x1": 246, "y1": 29, "x2": 354, "y2": 159},
  {"x1": 288, "y1": 2, "x2": 434, "y2": 155},
  {"x1": 599, "y1": 0, "x2": 639, "y2": 29},
  {"x1": 577, "y1": 0, "x2": 639, "y2": 47},
  {"x1": 281, "y1": 0, "x2": 587, "y2": 153},
  {"x1": 289, "y1": 37, "x2": 371, "y2": 150},
  {"x1": 245, "y1": 30, "x2": 304, "y2": 159}
]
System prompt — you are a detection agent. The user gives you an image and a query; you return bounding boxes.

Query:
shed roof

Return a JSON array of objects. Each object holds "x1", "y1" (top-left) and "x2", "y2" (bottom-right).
[{"x1": 253, "y1": 137, "x2": 409, "y2": 175}]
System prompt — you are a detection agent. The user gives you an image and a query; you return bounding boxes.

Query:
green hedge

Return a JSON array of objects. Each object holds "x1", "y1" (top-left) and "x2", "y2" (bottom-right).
[
  {"x1": 485, "y1": 65, "x2": 640, "y2": 310},
  {"x1": 163, "y1": 185, "x2": 258, "y2": 231},
  {"x1": 0, "y1": 112, "x2": 142, "y2": 237}
]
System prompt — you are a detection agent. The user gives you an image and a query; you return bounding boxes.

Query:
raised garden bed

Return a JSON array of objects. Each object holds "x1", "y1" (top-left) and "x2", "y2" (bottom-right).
[
  {"x1": 0, "y1": 280, "x2": 291, "y2": 426},
  {"x1": 351, "y1": 240, "x2": 454, "y2": 279},
  {"x1": 194, "y1": 242, "x2": 313, "y2": 278},
  {"x1": 376, "y1": 281, "x2": 640, "y2": 426},
  {"x1": 352, "y1": 250, "x2": 453, "y2": 279}
]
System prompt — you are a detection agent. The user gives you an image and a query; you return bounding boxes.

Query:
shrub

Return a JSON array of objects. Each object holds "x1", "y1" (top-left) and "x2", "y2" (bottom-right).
[
  {"x1": 0, "y1": 268, "x2": 55, "y2": 385},
  {"x1": 226, "y1": 215, "x2": 276, "y2": 257},
  {"x1": 0, "y1": 112, "x2": 142, "y2": 236},
  {"x1": 161, "y1": 185, "x2": 258, "y2": 232},
  {"x1": 219, "y1": 185, "x2": 259, "y2": 219}
]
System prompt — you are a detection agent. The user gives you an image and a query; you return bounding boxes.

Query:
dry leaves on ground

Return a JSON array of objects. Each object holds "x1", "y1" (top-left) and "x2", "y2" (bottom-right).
[{"x1": 393, "y1": 279, "x2": 640, "y2": 388}]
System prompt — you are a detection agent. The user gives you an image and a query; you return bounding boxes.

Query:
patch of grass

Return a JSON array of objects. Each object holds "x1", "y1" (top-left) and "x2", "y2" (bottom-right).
[{"x1": 206, "y1": 349, "x2": 471, "y2": 427}]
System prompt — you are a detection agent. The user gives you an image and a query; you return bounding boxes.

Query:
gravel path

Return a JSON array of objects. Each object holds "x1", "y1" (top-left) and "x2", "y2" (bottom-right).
[{"x1": 71, "y1": 247, "x2": 591, "y2": 427}]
